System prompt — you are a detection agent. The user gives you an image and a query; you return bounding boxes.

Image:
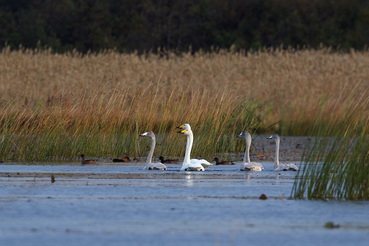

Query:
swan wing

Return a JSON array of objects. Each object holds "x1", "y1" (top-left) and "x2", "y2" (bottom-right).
[
  {"x1": 241, "y1": 162, "x2": 264, "y2": 171},
  {"x1": 152, "y1": 163, "x2": 167, "y2": 170},
  {"x1": 191, "y1": 159, "x2": 212, "y2": 168},
  {"x1": 284, "y1": 163, "x2": 298, "y2": 171},
  {"x1": 144, "y1": 163, "x2": 167, "y2": 171},
  {"x1": 275, "y1": 163, "x2": 298, "y2": 171}
]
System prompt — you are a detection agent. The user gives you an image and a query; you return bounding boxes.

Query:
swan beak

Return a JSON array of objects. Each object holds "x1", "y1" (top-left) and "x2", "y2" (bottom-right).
[
  {"x1": 176, "y1": 124, "x2": 184, "y2": 129},
  {"x1": 178, "y1": 129, "x2": 186, "y2": 134},
  {"x1": 267, "y1": 135, "x2": 272, "y2": 139}
]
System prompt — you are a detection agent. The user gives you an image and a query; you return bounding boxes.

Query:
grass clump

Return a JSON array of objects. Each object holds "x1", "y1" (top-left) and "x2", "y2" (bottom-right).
[{"x1": 292, "y1": 94, "x2": 369, "y2": 200}]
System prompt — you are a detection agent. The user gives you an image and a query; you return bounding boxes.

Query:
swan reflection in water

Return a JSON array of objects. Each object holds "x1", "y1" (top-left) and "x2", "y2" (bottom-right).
[{"x1": 184, "y1": 173, "x2": 194, "y2": 187}]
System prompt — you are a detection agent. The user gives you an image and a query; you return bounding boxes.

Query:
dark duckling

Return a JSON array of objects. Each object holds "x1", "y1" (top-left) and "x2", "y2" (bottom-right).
[
  {"x1": 214, "y1": 157, "x2": 234, "y2": 165},
  {"x1": 159, "y1": 156, "x2": 178, "y2": 164},
  {"x1": 81, "y1": 154, "x2": 98, "y2": 165},
  {"x1": 112, "y1": 156, "x2": 131, "y2": 162}
]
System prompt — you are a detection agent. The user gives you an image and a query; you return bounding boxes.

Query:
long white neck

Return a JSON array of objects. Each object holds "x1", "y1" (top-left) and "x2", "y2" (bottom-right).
[
  {"x1": 274, "y1": 137, "x2": 280, "y2": 166},
  {"x1": 146, "y1": 135, "x2": 156, "y2": 164},
  {"x1": 183, "y1": 130, "x2": 193, "y2": 164},
  {"x1": 243, "y1": 137, "x2": 251, "y2": 163}
]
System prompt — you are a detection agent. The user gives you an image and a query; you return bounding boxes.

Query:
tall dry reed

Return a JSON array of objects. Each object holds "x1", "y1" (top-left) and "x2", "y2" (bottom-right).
[{"x1": 0, "y1": 47, "x2": 368, "y2": 160}]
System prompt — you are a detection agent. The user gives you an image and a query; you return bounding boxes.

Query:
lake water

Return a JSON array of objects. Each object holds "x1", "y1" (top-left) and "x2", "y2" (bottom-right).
[{"x1": 1, "y1": 162, "x2": 368, "y2": 246}]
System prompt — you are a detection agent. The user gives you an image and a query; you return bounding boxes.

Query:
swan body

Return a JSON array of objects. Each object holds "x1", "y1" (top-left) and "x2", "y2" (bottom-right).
[
  {"x1": 177, "y1": 124, "x2": 211, "y2": 171},
  {"x1": 197, "y1": 159, "x2": 213, "y2": 169},
  {"x1": 139, "y1": 131, "x2": 167, "y2": 170},
  {"x1": 237, "y1": 131, "x2": 264, "y2": 171},
  {"x1": 267, "y1": 134, "x2": 298, "y2": 171}
]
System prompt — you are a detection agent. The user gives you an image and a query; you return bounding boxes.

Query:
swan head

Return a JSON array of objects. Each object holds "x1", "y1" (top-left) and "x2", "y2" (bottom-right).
[
  {"x1": 267, "y1": 134, "x2": 279, "y2": 140},
  {"x1": 177, "y1": 123, "x2": 192, "y2": 135},
  {"x1": 237, "y1": 131, "x2": 251, "y2": 140},
  {"x1": 139, "y1": 131, "x2": 155, "y2": 138},
  {"x1": 177, "y1": 123, "x2": 191, "y2": 130},
  {"x1": 178, "y1": 128, "x2": 192, "y2": 135}
]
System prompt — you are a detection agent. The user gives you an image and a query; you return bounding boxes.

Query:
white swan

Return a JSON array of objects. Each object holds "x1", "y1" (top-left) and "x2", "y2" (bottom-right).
[
  {"x1": 177, "y1": 123, "x2": 212, "y2": 171},
  {"x1": 267, "y1": 134, "x2": 298, "y2": 171},
  {"x1": 237, "y1": 131, "x2": 264, "y2": 171},
  {"x1": 139, "y1": 131, "x2": 167, "y2": 170}
]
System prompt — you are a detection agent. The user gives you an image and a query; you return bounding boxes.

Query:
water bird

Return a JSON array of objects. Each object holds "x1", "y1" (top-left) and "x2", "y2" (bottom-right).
[
  {"x1": 80, "y1": 154, "x2": 98, "y2": 165},
  {"x1": 213, "y1": 157, "x2": 234, "y2": 165},
  {"x1": 267, "y1": 134, "x2": 298, "y2": 171},
  {"x1": 159, "y1": 156, "x2": 178, "y2": 164},
  {"x1": 112, "y1": 156, "x2": 131, "y2": 162},
  {"x1": 237, "y1": 131, "x2": 264, "y2": 171},
  {"x1": 177, "y1": 124, "x2": 212, "y2": 171},
  {"x1": 139, "y1": 131, "x2": 167, "y2": 170}
]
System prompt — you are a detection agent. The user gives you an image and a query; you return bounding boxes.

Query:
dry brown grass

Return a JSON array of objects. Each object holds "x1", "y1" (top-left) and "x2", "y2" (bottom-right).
[
  {"x1": 0, "y1": 47, "x2": 368, "y2": 160},
  {"x1": 1, "y1": 48, "x2": 368, "y2": 128}
]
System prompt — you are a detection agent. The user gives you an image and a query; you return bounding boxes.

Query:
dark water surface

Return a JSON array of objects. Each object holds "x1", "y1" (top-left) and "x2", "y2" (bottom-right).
[{"x1": 1, "y1": 162, "x2": 368, "y2": 246}]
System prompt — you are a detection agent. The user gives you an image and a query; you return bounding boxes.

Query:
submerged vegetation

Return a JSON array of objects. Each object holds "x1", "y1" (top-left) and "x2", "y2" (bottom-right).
[{"x1": 0, "y1": 47, "x2": 368, "y2": 162}]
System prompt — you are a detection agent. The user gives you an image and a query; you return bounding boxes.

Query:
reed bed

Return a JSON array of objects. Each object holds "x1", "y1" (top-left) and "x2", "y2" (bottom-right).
[
  {"x1": 292, "y1": 96, "x2": 369, "y2": 199},
  {"x1": 0, "y1": 47, "x2": 368, "y2": 161},
  {"x1": 0, "y1": 87, "x2": 261, "y2": 161}
]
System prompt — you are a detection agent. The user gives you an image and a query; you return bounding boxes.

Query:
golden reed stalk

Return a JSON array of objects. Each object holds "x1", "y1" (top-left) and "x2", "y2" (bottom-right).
[{"x1": 0, "y1": 47, "x2": 367, "y2": 160}]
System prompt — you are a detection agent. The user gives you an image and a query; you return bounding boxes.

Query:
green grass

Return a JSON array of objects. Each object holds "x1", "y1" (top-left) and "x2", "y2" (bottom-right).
[{"x1": 292, "y1": 98, "x2": 369, "y2": 200}]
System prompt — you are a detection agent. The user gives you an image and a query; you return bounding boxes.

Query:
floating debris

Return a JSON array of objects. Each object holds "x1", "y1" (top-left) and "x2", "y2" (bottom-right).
[
  {"x1": 324, "y1": 222, "x2": 340, "y2": 229},
  {"x1": 259, "y1": 194, "x2": 267, "y2": 200}
]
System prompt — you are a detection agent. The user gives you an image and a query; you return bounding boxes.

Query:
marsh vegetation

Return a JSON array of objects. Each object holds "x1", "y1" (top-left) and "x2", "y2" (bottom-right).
[
  {"x1": 292, "y1": 103, "x2": 369, "y2": 199},
  {"x1": 0, "y1": 47, "x2": 368, "y2": 166}
]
